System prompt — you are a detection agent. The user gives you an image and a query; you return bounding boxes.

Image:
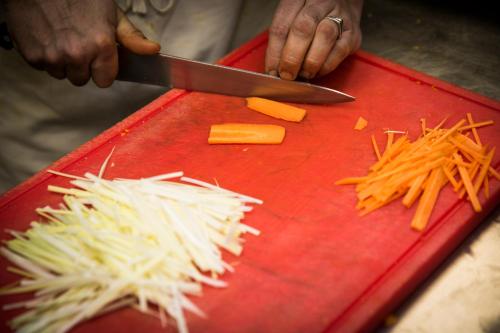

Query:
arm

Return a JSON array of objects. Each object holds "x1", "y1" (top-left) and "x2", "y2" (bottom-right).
[
  {"x1": 265, "y1": 0, "x2": 363, "y2": 80},
  {"x1": 2, "y1": 0, "x2": 160, "y2": 87}
]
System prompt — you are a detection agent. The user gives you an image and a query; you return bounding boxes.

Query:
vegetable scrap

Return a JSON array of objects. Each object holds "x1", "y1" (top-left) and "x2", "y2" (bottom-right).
[
  {"x1": 208, "y1": 123, "x2": 285, "y2": 144},
  {"x1": 336, "y1": 114, "x2": 497, "y2": 231},
  {"x1": 246, "y1": 97, "x2": 306, "y2": 122},
  {"x1": 0, "y1": 163, "x2": 261, "y2": 333},
  {"x1": 354, "y1": 116, "x2": 368, "y2": 130}
]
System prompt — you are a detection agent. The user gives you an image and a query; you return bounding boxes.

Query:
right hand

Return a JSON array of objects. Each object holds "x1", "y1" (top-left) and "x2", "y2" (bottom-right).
[{"x1": 3, "y1": 0, "x2": 160, "y2": 87}]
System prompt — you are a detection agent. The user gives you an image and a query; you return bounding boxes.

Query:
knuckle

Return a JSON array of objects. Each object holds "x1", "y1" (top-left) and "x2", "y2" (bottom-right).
[
  {"x1": 269, "y1": 23, "x2": 289, "y2": 40},
  {"x1": 65, "y1": 45, "x2": 87, "y2": 64},
  {"x1": 304, "y1": 57, "x2": 323, "y2": 71},
  {"x1": 94, "y1": 33, "x2": 114, "y2": 52},
  {"x1": 336, "y1": 43, "x2": 350, "y2": 58},
  {"x1": 291, "y1": 16, "x2": 315, "y2": 38},
  {"x1": 317, "y1": 21, "x2": 337, "y2": 42}
]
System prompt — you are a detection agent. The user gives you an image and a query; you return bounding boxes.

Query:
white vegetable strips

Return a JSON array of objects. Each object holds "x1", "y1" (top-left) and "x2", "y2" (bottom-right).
[{"x1": 0, "y1": 169, "x2": 261, "y2": 333}]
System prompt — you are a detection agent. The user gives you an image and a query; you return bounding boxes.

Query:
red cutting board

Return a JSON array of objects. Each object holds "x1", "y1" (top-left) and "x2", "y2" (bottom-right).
[{"x1": 1, "y1": 32, "x2": 499, "y2": 333}]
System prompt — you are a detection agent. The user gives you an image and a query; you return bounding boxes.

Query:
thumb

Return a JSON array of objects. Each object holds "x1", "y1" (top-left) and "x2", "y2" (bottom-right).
[{"x1": 116, "y1": 9, "x2": 160, "y2": 55}]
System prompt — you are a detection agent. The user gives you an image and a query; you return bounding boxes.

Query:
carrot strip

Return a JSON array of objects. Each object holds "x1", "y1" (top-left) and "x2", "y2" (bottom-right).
[
  {"x1": 354, "y1": 116, "x2": 368, "y2": 130},
  {"x1": 488, "y1": 166, "x2": 500, "y2": 180},
  {"x1": 385, "y1": 132, "x2": 395, "y2": 153},
  {"x1": 411, "y1": 168, "x2": 445, "y2": 231},
  {"x1": 454, "y1": 153, "x2": 481, "y2": 212},
  {"x1": 484, "y1": 177, "x2": 490, "y2": 198},
  {"x1": 473, "y1": 147, "x2": 495, "y2": 194},
  {"x1": 246, "y1": 97, "x2": 306, "y2": 122},
  {"x1": 431, "y1": 119, "x2": 466, "y2": 146},
  {"x1": 465, "y1": 113, "x2": 483, "y2": 146},
  {"x1": 335, "y1": 177, "x2": 368, "y2": 185},
  {"x1": 459, "y1": 120, "x2": 494, "y2": 132},
  {"x1": 371, "y1": 135, "x2": 382, "y2": 161},
  {"x1": 420, "y1": 118, "x2": 426, "y2": 136},
  {"x1": 208, "y1": 123, "x2": 285, "y2": 144},
  {"x1": 402, "y1": 173, "x2": 427, "y2": 208}
]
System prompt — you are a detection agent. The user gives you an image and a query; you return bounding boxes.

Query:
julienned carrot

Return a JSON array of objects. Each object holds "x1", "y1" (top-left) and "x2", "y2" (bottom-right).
[
  {"x1": 354, "y1": 117, "x2": 368, "y2": 130},
  {"x1": 208, "y1": 123, "x2": 285, "y2": 144},
  {"x1": 336, "y1": 116, "x2": 497, "y2": 231},
  {"x1": 411, "y1": 168, "x2": 445, "y2": 231},
  {"x1": 246, "y1": 97, "x2": 306, "y2": 122}
]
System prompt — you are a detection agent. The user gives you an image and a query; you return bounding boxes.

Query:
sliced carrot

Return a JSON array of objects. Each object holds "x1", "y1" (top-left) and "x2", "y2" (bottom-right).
[
  {"x1": 411, "y1": 168, "x2": 444, "y2": 231},
  {"x1": 371, "y1": 135, "x2": 382, "y2": 161},
  {"x1": 246, "y1": 97, "x2": 306, "y2": 122},
  {"x1": 465, "y1": 113, "x2": 483, "y2": 146},
  {"x1": 208, "y1": 123, "x2": 285, "y2": 144},
  {"x1": 354, "y1": 116, "x2": 368, "y2": 130},
  {"x1": 335, "y1": 116, "x2": 497, "y2": 232},
  {"x1": 454, "y1": 153, "x2": 481, "y2": 212}
]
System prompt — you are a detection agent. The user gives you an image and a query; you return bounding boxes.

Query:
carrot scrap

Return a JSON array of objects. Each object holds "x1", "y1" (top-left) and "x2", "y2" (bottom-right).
[
  {"x1": 354, "y1": 116, "x2": 368, "y2": 130},
  {"x1": 246, "y1": 97, "x2": 306, "y2": 122},
  {"x1": 336, "y1": 117, "x2": 497, "y2": 231},
  {"x1": 208, "y1": 123, "x2": 285, "y2": 144},
  {"x1": 371, "y1": 135, "x2": 382, "y2": 160}
]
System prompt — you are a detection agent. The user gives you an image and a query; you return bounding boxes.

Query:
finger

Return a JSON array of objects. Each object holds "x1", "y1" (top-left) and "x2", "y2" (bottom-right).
[
  {"x1": 300, "y1": 15, "x2": 340, "y2": 79},
  {"x1": 265, "y1": 0, "x2": 305, "y2": 76},
  {"x1": 116, "y1": 9, "x2": 160, "y2": 55},
  {"x1": 277, "y1": 0, "x2": 335, "y2": 80},
  {"x1": 42, "y1": 53, "x2": 65, "y2": 80},
  {"x1": 90, "y1": 35, "x2": 118, "y2": 88},
  {"x1": 317, "y1": 32, "x2": 353, "y2": 77},
  {"x1": 64, "y1": 44, "x2": 91, "y2": 86}
]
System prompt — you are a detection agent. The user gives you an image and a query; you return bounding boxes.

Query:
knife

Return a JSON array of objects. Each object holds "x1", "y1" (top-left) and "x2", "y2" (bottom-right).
[{"x1": 116, "y1": 47, "x2": 355, "y2": 104}]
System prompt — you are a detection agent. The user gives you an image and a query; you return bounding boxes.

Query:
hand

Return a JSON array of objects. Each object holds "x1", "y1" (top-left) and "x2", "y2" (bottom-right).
[
  {"x1": 266, "y1": 0, "x2": 363, "y2": 80},
  {"x1": 3, "y1": 0, "x2": 160, "y2": 87}
]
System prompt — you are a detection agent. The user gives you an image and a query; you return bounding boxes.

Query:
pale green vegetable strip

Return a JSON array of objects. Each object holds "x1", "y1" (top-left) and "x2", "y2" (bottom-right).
[{"x1": 1, "y1": 169, "x2": 261, "y2": 333}]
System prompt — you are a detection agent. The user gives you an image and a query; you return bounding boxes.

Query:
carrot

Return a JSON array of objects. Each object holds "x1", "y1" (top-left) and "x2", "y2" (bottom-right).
[
  {"x1": 246, "y1": 97, "x2": 306, "y2": 122},
  {"x1": 371, "y1": 135, "x2": 382, "y2": 160},
  {"x1": 336, "y1": 116, "x2": 497, "y2": 231},
  {"x1": 354, "y1": 116, "x2": 368, "y2": 130},
  {"x1": 411, "y1": 168, "x2": 445, "y2": 231},
  {"x1": 208, "y1": 123, "x2": 285, "y2": 144}
]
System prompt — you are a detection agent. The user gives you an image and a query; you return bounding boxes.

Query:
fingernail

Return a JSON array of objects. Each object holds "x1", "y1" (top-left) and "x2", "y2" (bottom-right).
[
  {"x1": 299, "y1": 70, "x2": 311, "y2": 79},
  {"x1": 268, "y1": 70, "x2": 278, "y2": 77},
  {"x1": 280, "y1": 71, "x2": 293, "y2": 80}
]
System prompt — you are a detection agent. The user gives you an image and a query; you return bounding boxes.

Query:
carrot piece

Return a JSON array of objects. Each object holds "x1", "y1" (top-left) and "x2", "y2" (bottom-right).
[
  {"x1": 208, "y1": 123, "x2": 285, "y2": 144},
  {"x1": 458, "y1": 120, "x2": 494, "y2": 132},
  {"x1": 411, "y1": 168, "x2": 445, "y2": 231},
  {"x1": 402, "y1": 173, "x2": 427, "y2": 208},
  {"x1": 246, "y1": 97, "x2": 306, "y2": 122},
  {"x1": 371, "y1": 135, "x2": 382, "y2": 161},
  {"x1": 484, "y1": 177, "x2": 490, "y2": 198},
  {"x1": 473, "y1": 147, "x2": 495, "y2": 194},
  {"x1": 465, "y1": 113, "x2": 483, "y2": 146},
  {"x1": 454, "y1": 153, "x2": 482, "y2": 212},
  {"x1": 420, "y1": 118, "x2": 426, "y2": 136},
  {"x1": 354, "y1": 116, "x2": 368, "y2": 130}
]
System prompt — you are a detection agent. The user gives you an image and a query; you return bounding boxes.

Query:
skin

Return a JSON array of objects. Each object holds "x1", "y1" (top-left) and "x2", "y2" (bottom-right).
[
  {"x1": 2, "y1": 0, "x2": 160, "y2": 87},
  {"x1": 266, "y1": 0, "x2": 364, "y2": 80},
  {"x1": 3, "y1": 0, "x2": 362, "y2": 86}
]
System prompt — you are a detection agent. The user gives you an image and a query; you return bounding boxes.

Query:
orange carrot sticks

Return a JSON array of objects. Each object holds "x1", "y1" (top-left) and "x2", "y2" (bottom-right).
[
  {"x1": 246, "y1": 97, "x2": 306, "y2": 122},
  {"x1": 336, "y1": 116, "x2": 497, "y2": 231},
  {"x1": 208, "y1": 123, "x2": 285, "y2": 144}
]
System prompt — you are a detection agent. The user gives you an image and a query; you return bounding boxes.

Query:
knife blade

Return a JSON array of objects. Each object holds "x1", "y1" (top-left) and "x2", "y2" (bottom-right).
[{"x1": 116, "y1": 48, "x2": 354, "y2": 104}]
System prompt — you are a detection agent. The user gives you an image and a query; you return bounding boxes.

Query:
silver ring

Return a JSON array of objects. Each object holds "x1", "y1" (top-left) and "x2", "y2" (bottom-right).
[{"x1": 325, "y1": 16, "x2": 343, "y2": 40}]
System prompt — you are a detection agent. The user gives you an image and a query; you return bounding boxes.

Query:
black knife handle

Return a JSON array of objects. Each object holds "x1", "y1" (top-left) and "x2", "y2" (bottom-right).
[{"x1": 1, "y1": 22, "x2": 14, "y2": 50}]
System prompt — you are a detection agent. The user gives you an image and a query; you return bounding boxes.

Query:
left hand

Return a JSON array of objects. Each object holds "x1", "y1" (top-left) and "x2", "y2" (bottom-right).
[{"x1": 265, "y1": 0, "x2": 363, "y2": 80}]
